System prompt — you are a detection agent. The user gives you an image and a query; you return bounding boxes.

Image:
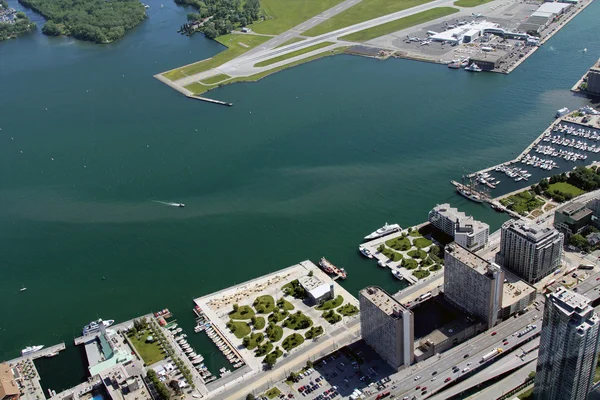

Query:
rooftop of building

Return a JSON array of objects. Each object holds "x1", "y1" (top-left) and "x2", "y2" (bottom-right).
[
  {"x1": 535, "y1": 1, "x2": 571, "y2": 14},
  {"x1": 501, "y1": 269, "x2": 536, "y2": 308},
  {"x1": 431, "y1": 203, "x2": 489, "y2": 231},
  {"x1": 361, "y1": 286, "x2": 409, "y2": 318},
  {"x1": 503, "y1": 220, "x2": 560, "y2": 242},
  {"x1": 446, "y1": 242, "x2": 501, "y2": 276},
  {"x1": 470, "y1": 53, "x2": 506, "y2": 63},
  {"x1": 553, "y1": 286, "x2": 592, "y2": 313},
  {"x1": 298, "y1": 275, "x2": 329, "y2": 292},
  {"x1": 0, "y1": 363, "x2": 18, "y2": 398}
]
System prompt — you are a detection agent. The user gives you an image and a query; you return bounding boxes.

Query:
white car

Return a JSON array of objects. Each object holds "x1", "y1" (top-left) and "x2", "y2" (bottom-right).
[
  {"x1": 414, "y1": 376, "x2": 422, "y2": 381},
  {"x1": 463, "y1": 367, "x2": 470, "y2": 373}
]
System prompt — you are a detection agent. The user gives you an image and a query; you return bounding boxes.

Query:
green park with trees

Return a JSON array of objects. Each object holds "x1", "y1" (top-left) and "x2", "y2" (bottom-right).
[
  {"x1": 17, "y1": 0, "x2": 146, "y2": 43},
  {"x1": 0, "y1": 4, "x2": 36, "y2": 41}
]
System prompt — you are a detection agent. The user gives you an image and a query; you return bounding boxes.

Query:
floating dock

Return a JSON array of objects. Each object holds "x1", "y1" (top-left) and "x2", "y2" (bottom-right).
[{"x1": 187, "y1": 94, "x2": 233, "y2": 106}]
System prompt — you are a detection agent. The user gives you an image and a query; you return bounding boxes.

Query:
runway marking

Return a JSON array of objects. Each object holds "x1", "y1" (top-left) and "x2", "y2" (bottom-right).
[{"x1": 335, "y1": 6, "x2": 341, "y2": 10}]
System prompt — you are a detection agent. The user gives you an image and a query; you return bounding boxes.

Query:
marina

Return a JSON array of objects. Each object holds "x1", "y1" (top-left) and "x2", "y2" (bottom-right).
[{"x1": 457, "y1": 107, "x2": 600, "y2": 206}]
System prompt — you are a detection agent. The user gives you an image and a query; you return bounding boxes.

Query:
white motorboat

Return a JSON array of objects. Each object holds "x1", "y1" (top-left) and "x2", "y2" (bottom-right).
[
  {"x1": 364, "y1": 223, "x2": 401, "y2": 241},
  {"x1": 82, "y1": 319, "x2": 114, "y2": 336},
  {"x1": 22, "y1": 345, "x2": 44, "y2": 356},
  {"x1": 359, "y1": 247, "x2": 373, "y2": 258}
]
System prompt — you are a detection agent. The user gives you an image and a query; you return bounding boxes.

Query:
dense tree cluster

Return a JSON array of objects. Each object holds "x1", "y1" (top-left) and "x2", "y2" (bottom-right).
[
  {"x1": 18, "y1": 0, "x2": 146, "y2": 43},
  {"x1": 146, "y1": 369, "x2": 170, "y2": 400},
  {"x1": 175, "y1": 0, "x2": 260, "y2": 38},
  {"x1": 533, "y1": 167, "x2": 600, "y2": 202},
  {"x1": 0, "y1": 9, "x2": 36, "y2": 41}
]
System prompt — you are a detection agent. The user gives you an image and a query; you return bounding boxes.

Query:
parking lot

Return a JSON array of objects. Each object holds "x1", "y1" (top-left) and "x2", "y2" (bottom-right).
[{"x1": 285, "y1": 342, "x2": 397, "y2": 399}]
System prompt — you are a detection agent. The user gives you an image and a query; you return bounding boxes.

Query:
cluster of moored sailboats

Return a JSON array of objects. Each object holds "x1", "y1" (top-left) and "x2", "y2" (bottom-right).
[
  {"x1": 534, "y1": 144, "x2": 588, "y2": 162},
  {"x1": 205, "y1": 326, "x2": 244, "y2": 372},
  {"x1": 494, "y1": 165, "x2": 532, "y2": 182},
  {"x1": 475, "y1": 172, "x2": 501, "y2": 189},
  {"x1": 521, "y1": 153, "x2": 558, "y2": 170},
  {"x1": 553, "y1": 123, "x2": 600, "y2": 139}
]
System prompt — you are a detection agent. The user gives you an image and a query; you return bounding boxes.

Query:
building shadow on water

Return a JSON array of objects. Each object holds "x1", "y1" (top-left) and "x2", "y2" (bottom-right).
[{"x1": 35, "y1": 345, "x2": 89, "y2": 396}]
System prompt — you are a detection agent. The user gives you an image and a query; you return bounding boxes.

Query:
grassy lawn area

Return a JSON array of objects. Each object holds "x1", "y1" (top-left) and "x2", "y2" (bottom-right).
[
  {"x1": 340, "y1": 7, "x2": 459, "y2": 42},
  {"x1": 128, "y1": 331, "x2": 165, "y2": 366},
  {"x1": 402, "y1": 258, "x2": 418, "y2": 270},
  {"x1": 407, "y1": 249, "x2": 427, "y2": 259},
  {"x1": 275, "y1": 37, "x2": 305, "y2": 48},
  {"x1": 252, "y1": 316, "x2": 266, "y2": 330},
  {"x1": 229, "y1": 305, "x2": 255, "y2": 320},
  {"x1": 255, "y1": 341, "x2": 273, "y2": 356},
  {"x1": 282, "y1": 333, "x2": 305, "y2": 351},
  {"x1": 162, "y1": 34, "x2": 271, "y2": 81},
  {"x1": 251, "y1": 0, "x2": 345, "y2": 34},
  {"x1": 277, "y1": 298, "x2": 295, "y2": 310},
  {"x1": 413, "y1": 237, "x2": 433, "y2": 249},
  {"x1": 199, "y1": 73, "x2": 230, "y2": 85},
  {"x1": 454, "y1": 0, "x2": 493, "y2": 6},
  {"x1": 316, "y1": 295, "x2": 344, "y2": 310},
  {"x1": 303, "y1": 0, "x2": 435, "y2": 37},
  {"x1": 413, "y1": 269, "x2": 431, "y2": 279},
  {"x1": 254, "y1": 42, "x2": 335, "y2": 67},
  {"x1": 547, "y1": 182, "x2": 584, "y2": 197},
  {"x1": 184, "y1": 46, "x2": 347, "y2": 95},
  {"x1": 266, "y1": 323, "x2": 284, "y2": 342},
  {"x1": 264, "y1": 347, "x2": 284, "y2": 365},
  {"x1": 282, "y1": 311, "x2": 313, "y2": 330},
  {"x1": 500, "y1": 190, "x2": 545, "y2": 216},
  {"x1": 385, "y1": 236, "x2": 411, "y2": 251},
  {"x1": 268, "y1": 309, "x2": 289, "y2": 323},
  {"x1": 322, "y1": 310, "x2": 342, "y2": 324},
  {"x1": 243, "y1": 332, "x2": 265, "y2": 350},
  {"x1": 429, "y1": 264, "x2": 442, "y2": 271},
  {"x1": 378, "y1": 244, "x2": 403, "y2": 262},
  {"x1": 227, "y1": 320, "x2": 251, "y2": 338},
  {"x1": 254, "y1": 295, "x2": 276, "y2": 314},
  {"x1": 265, "y1": 387, "x2": 282, "y2": 399},
  {"x1": 518, "y1": 387, "x2": 534, "y2": 399},
  {"x1": 304, "y1": 326, "x2": 324, "y2": 339},
  {"x1": 338, "y1": 303, "x2": 359, "y2": 316},
  {"x1": 408, "y1": 229, "x2": 423, "y2": 237}
]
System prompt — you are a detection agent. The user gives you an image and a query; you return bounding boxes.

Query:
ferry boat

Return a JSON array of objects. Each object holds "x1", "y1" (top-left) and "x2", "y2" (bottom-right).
[
  {"x1": 318, "y1": 257, "x2": 347, "y2": 279},
  {"x1": 359, "y1": 247, "x2": 373, "y2": 258},
  {"x1": 82, "y1": 319, "x2": 114, "y2": 336},
  {"x1": 448, "y1": 61, "x2": 461, "y2": 69},
  {"x1": 364, "y1": 223, "x2": 401, "y2": 241},
  {"x1": 465, "y1": 63, "x2": 482, "y2": 72},
  {"x1": 22, "y1": 345, "x2": 44, "y2": 356}
]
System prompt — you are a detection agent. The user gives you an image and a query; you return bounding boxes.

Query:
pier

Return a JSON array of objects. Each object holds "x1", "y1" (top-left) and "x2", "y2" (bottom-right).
[{"x1": 187, "y1": 95, "x2": 233, "y2": 107}]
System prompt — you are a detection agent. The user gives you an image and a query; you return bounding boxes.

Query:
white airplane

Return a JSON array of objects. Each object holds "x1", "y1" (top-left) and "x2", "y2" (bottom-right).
[
  {"x1": 407, "y1": 36, "x2": 420, "y2": 42},
  {"x1": 472, "y1": 12, "x2": 482, "y2": 18}
]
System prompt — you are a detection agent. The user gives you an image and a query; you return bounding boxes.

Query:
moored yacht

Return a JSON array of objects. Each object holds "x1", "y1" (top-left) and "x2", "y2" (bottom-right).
[
  {"x1": 22, "y1": 345, "x2": 44, "y2": 356},
  {"x1": 364, "y1": 223, "x2": 401, "y2": 241},
  {"x1": 82, "y1": 319, "x2": 114, "y2": 336}
]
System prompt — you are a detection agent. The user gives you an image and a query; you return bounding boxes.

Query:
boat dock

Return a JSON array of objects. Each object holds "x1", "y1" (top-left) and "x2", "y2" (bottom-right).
[
  {"x1": 187, "y1": 94, "x2": 233, "y2": 106},
  {"x1": 6, "y1": 342, "x2": 67, "y2": 364}
]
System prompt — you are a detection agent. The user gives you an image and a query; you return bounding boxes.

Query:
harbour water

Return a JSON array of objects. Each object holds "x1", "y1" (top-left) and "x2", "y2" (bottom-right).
[{"x1": 0, "y1": 0, "x2": 599, "y2": 390}]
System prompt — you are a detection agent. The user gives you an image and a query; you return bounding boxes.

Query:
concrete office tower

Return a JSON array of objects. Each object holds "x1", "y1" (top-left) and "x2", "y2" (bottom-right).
[
  {"x1": 428, "y1": 204, "x2": 489, "y2": 251},
  {"x1": 534, "y1": 287, "x2": 600, "y2": 400},
  {"x1": 497, "y1": 220, "x2": 564, "y2": 284},
  {"x1": 444, "y1": 243, "x2": 504, "y2": 329},
  {"x1": 359, "y1": 286, "x2": 414, "y2": 370}
]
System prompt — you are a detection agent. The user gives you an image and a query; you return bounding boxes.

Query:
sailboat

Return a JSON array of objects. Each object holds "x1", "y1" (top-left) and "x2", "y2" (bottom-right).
[{"x1": 20, "y1": 285, "x2": 27, "y2": 292}]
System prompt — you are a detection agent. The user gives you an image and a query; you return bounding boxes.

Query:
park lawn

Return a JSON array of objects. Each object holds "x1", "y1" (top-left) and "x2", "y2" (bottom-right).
[
  {"x1": 322, "y1": 310, "x2": 342, "y2": 324},
  {"x1": 128, "y1": 331, "x2": 165, "y2": 366},
  {"x1": 402, "y1": 258, "x2": 418, "y2": 270},
  {"x1": 277, "y1": 298, "x2": 295, "y2": 310},
  {"x1": 266, "y1": 323, "x2": 284, "y2": 342},
  {"x1": 338, "y1": 303, "x2": 359, "y2": 316},
  {"x1": 316, "y1": 295, "x2": 344, "y2": 310},
  {"x1": 268, "y1": 309, "x2": 289, "y2": 323},
  {"x1": 243, "y1": 332, "x2": 265, "y2": 349},
  {"x1": 229, "y1": 305, "x2": 255, "y2": 320},
  {"x1": 228, "y1": 321, "x2": 251, "y2": 338},
  {"x1": 304, "y1": 326, "x2": 324, "y2": 339},
  {"x1": 275, "y1": 37, "x2": 305, "y2": 48},
  {"x1": 254, "y1": 42, "x2": 335, "y2": 67},
  {"x1": 413, "y1": 237, "x2": 433, "y2": 249},
  {"x1": 303, "y1": 0, "x2": 435, "y2": 37},
  {"x1": 282, "y1": 312, "x2": 313, "y2": 330},
  {"x1": 265, "y1": 387, "x2": 282, "y2": 399},
  {"x1": 407, "y1": 249, "x2": 427, "y2": 259},
  {"x1": 379, "y1": 245, "x2": 403, "y2": 262},
  {"x1": 200, "y1": 73, "x2": 231, "y2": 85},
  {"x1": 429, "y1": 264, "x2": 442, "y2": 271},
  {"x1": 250, "y1": 0, "x2": 345, "y2": 34},
  {"x1": 500, "y1": 190, "x2": 544, "y2": 216},
  {"x1": 162, "y1": 34, "x2": 271, "y2": 81},
  {"x1": 340, "y1": 7, "x2": 459, "y2": 42},
  {"x1": 413, "y1": 269, "x2": 431, "y2": 279},
  {"x1": 385, "y1": 236, "x2": 411, "y2": 251},
  {"x1": 253, "y1": 316, "x2": 266, "y2": 330},
  {"x1": 254, "y1": 295, "x2": 276, "y2": 314},
  {"x1": 454, "y1": 0, "x2": 493, "y2": 6},
  {"x1": 185, "y1": 46, "x2": 347, "y2": 95},
  {"x1": 282, "y1": 333, "x2": 305, "y2": 351},
  {"x1": 547, "y1": 182, "x2": 584, "y2": 197},
  {"x1": 255, "y1": 341, "x2": 273, "y2": 356}
]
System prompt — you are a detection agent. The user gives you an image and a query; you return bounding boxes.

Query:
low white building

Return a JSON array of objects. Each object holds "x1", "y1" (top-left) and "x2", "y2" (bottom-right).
[{"x1": 298, "y1": 275, "x2": 333, "y2": 305}]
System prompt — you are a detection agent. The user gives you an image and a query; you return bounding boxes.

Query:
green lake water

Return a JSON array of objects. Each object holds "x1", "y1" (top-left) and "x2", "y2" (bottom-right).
[{"x1": 0, "y1": 0, "x2": 599, "y2": 391}]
